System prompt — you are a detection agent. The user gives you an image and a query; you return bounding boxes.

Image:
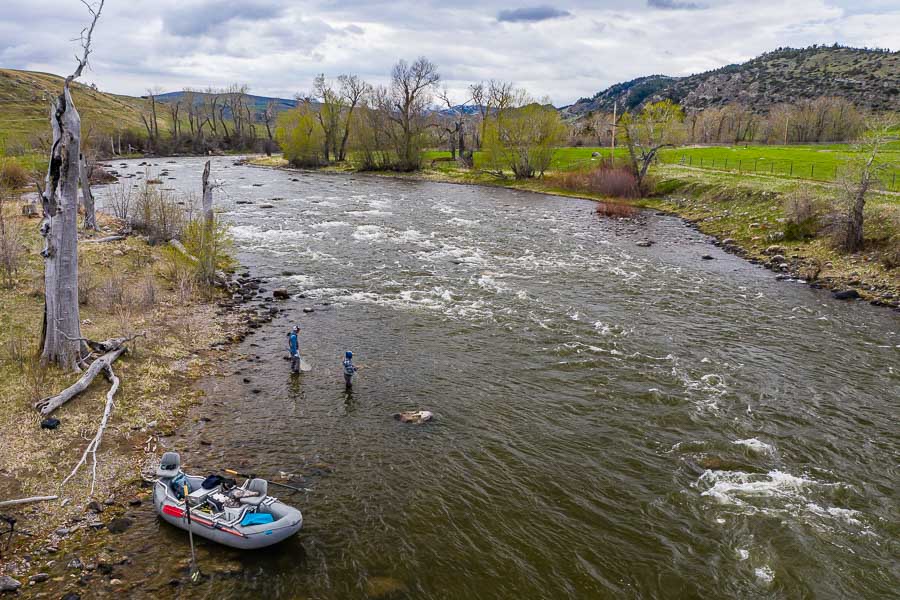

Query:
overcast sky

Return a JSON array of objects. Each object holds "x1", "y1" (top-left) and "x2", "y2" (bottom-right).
[{"x1": 1, "y1": 0, "x2": 898, "y2": 106}]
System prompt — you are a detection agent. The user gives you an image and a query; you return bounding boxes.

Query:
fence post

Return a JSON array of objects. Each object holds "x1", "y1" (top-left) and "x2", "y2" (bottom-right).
[
  {"x1": 811, "y1": 164, "x2": 815, "y2": 178},
  {"x1": 689, "y1": 156, "x2": 692, "y2": 166},
  {"x1": 738, "y1": 159, "x2": 742, "y2": 172},
  {"x1": 789, "y1": 162, "x2": 793, "y2": 176},
  {"x1": 770, "y1": 162, "x2": 774, "y2": 174},
  {"x1": 724, "y1": 158, "x2": 728, "y2": 170},
  {"x1": 893, "y1": 172, "x2": 896, "y2": 189},
  {"x1": 700, "y1": 158, "x2": 703, "y2": 168}
]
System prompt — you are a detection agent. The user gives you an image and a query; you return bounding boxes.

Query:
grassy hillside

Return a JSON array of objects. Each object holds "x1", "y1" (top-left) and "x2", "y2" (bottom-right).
[
  {"x1": 0, "y1": 69, "x2": 162, "y2": 154},
  {"x1": 564, "y1": 46, "x2": 900, "y2": 117}
]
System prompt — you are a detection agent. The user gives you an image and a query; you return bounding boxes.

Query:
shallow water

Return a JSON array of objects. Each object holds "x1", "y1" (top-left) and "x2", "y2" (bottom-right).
[{"x1": 91, "y1": 157, "x2": 899, "y2": 599}]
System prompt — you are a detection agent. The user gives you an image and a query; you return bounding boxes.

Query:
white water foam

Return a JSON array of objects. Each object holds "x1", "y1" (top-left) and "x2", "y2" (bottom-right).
[
  {"x1": 352, "y1": 225, "x2": 386, "y2": 241},
  {"x1": 732, "y1": 438, "x2": 775, "y2": 455}
]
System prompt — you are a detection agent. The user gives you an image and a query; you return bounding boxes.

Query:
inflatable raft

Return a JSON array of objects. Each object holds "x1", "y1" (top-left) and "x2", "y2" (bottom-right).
[{"x1": 153, "y1": 452, "x2": 303, "y2": 549}]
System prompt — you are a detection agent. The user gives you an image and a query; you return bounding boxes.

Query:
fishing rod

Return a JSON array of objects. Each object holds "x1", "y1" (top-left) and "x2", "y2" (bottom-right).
[
  {"x1": 183, "y1": 484, "x2": 201, "y2": 583},
  {"x1": 224, "y1": 469, "x2": 311, "y2": 494}
]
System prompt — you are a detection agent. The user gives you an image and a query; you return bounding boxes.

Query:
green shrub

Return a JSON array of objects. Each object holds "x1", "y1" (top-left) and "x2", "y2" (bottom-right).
[{"x1": 782, "y1": 190, "x2": 828, "y2": 241}]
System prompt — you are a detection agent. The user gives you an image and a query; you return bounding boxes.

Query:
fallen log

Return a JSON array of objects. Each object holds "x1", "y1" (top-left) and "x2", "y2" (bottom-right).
[
  {"x1": 81, "y1": 235, "x2": 125, "y2": 244},
  {"x1": 35, "y1": 346, "x2": 125, "y2": 415},
  {"x1": 60, "y1": 364, "x2": 119, "y2": 496},
  {"x1": 0, "y1": 496, "x2": 58, "y2": 508},
  {"x1": 170, "y1": 239, "x2": 198, "y2": 263}
]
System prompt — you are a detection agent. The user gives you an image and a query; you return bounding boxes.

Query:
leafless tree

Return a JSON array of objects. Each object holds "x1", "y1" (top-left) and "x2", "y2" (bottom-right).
[
  {"x1": 337, "y1": 74, "x2": 370, "y2": 161},
  {"x1": 39, "y1": 0, "x2": 105, "y2": 370},
  {"x1": 838, "y1": 116, "x2": 897, "y2": 252},
  {"x1": 385, "y1": 57, "x2": 440, "y2": 170}
]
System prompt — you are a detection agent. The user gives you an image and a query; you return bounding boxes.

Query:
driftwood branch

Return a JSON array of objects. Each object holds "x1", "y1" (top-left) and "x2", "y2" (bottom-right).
[
  {"x1": 60, "y1": 364, "x2": 119, "y2": 496},
  {"x1": 169, "y1": 239, "x2": 198, "y2": 263},
  {"x1": 35, "y1": 347, "x2": 125, "y2": 415},
  {"x1": 34, "y1": 332, "x2": 144, "y2": 415},
  {"x1": 0, "y1": 496, "x2": 58, "y2": 508},
  {"x1": 81, "y1": 235, "x2": 124, "y2": 244}
]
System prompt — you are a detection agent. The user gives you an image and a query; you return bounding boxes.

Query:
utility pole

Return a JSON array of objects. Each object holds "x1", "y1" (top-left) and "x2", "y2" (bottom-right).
[{"x1": 783, "y1": 115, "x2": 790, "y2": 145}]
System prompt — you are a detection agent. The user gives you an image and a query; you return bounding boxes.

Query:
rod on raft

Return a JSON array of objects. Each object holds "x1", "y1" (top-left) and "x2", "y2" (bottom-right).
[
  {"x1": 224, "y1": 469, "x2": 310, "y2": 494},
  {"x1": 183, "y1": 484, "x2": 200, "y2": 583}
]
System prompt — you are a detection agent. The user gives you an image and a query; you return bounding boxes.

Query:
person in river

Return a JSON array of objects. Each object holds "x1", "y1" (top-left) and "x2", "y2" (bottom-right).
[
  {"x1": 342, "y1": 351, "x2": 359, "y2": 389},
  {"x1": 288, "y1": 326, "x2": 301, "y2": 374}
]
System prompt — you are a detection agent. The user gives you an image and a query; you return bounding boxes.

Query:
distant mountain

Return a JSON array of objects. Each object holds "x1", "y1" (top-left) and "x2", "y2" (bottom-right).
[
  {"x1": 562, "y1": 46, "x2": 900, "y2": 118},
  {"x1": 152, "y1": 91, "x2": 299, "y2": 116}
]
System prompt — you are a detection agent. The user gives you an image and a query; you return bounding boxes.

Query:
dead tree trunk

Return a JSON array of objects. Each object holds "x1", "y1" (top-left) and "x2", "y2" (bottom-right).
[
  {"x1": 80, "y1": 153, "x2": 98, "y2": 231},
  {"x1": 40, "y1": 84, "x2": 88, "y2": 371},
  {"x1": 39, "y1": 0, "x2": 104, "y2": 371},
  {"x1": 200, "y1": 160, "x2": 215, "y2": 284}
]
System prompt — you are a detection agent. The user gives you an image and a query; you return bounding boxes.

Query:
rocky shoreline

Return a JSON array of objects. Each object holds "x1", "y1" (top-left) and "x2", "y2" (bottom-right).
[{"x1": 0, "y1": 210, "x2": 300, "y2": 596}]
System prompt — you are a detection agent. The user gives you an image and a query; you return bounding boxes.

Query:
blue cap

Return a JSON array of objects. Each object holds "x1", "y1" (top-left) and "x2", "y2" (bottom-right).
[{"x1": 345, "y1": 351, "x2": 353, "y2": 359}]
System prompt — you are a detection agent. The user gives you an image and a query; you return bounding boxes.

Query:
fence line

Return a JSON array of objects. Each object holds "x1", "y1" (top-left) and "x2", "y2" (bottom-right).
[{"x1": 668, "y1": 153, "x2": 900, "y2": 191}]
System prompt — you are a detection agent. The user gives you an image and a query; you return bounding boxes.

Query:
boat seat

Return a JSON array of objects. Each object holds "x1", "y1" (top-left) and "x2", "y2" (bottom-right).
[
  {"x1": 156, "y1": 452, "x2": 181, "y2": 478},
  {"x1": 239, "y1": 478, "x2": 267, "y2": 507}
]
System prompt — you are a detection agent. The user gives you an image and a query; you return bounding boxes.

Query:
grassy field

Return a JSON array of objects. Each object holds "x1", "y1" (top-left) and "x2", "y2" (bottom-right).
[
  {"x1": 423, "y1": 141, "x2": 900, "y2": 190},
  {"x1": 0, "y1": 69, "x2": 160, "y2": 155}
]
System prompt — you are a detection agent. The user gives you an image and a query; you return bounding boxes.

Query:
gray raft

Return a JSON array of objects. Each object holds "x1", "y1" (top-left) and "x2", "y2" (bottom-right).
[{"x1": 153, "y1": 452, "x2": 303, "y2": 550}]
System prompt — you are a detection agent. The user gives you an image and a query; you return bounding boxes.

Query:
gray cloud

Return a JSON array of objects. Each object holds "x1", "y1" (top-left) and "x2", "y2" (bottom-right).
[
  {"x1": 1, "y1": 0, "x2": 898, "y2": 105},
  {"x1": 647, "y1": 0, "x2": 706, "y2": 9},
  {"x1": 163, "y1": 0, "x2": 284, "y2": 36},
  {"x1": 497, "y1": 6, "x2": 571, "y2": 22}
]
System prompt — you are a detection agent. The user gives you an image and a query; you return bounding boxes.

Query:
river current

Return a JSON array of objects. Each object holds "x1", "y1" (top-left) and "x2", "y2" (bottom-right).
[{"x1": 92, "y1": 156, "x2": 898, "y2": 599}]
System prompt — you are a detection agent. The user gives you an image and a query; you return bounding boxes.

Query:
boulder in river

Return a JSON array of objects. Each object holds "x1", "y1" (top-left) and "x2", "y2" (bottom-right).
[
  {"x1": 833, "y1": 289, "x2": 860, "y2": 300},
  {"x1": 635, "y1": 240, "x2": 654, "y2": 247},
  {"x1": 394, "y1": 411, "x2": 434, "y2": 424},
  {"x1": 273, "y1": 289, "x2": 290, "y2": 300},
  {"x1": 106, "y1": 517, "x2": 133, "y2": 534}
]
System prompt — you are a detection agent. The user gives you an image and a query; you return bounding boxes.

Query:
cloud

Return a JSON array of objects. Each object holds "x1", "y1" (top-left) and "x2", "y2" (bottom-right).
[
  {"x1": 163, "y1": 0, "x2": 284, "y2": 36},
  {"x1": 647, "y1": 0, "x2": 706, "y2": 9},
  {"x1": 497, "y1": 6, "x2": 572, "y2": 22},
  {"x1": 0, "y1": 0, "x2": 897, "y2": 106}
]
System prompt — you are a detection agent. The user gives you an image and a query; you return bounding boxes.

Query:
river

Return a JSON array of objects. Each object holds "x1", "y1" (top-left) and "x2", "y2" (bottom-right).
[{"x1": 89, "y1": 156, "x2": 898, "y2": 599}]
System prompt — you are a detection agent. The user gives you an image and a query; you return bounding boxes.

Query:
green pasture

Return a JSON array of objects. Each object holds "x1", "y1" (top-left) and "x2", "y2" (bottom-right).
[{"x1": 425, "y1": 142, "x2": 900, "y2": 190}]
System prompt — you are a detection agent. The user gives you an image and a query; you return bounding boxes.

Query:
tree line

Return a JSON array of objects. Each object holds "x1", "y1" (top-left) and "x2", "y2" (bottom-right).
[
  {"x1": 276, "y1": 57, "x2": 566, "y2": 177},
  {"x1": 572, "y1": 96, "x2": 867, "y2": 146}
]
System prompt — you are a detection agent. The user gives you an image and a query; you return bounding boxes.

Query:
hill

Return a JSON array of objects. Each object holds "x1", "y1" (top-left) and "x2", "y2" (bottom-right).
[
  {"x1": 154, "y1": 90, "x2": 299, "y2": 116},
  {"x1": 563, "y1": 46, "x2": 900, "y2": 118},
  {"x1": 0, "y1": 68, "x2": 161, "y2": 154}
]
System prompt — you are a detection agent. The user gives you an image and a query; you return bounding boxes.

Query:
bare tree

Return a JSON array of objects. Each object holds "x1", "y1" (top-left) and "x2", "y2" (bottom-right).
[
  {"x1": 337, "y1": 74, "x2": 370, "y2": 161},
  {"x1": 39, "y1": 0, "x2": 105, "y2": 370},
  {"x1": 80, "y1": 152, "x2": 98, "y2": 230},
  {"x1": 619, "y1": 100, "x2": 685, "y2": 193},
  {"x1": 839, "y1": 116, "x2": 897, "y2": 252},
  {"x1": 387, "y1": 57, "x2": 440, "y2": 171}
]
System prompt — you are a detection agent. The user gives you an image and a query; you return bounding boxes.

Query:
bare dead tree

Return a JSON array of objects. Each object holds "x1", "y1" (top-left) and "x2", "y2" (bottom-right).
[
  {"x1": 337, "y1": 74, "x2": 371, "y2": 161},
  {"x1": 79, "y1": 152, "x2": 98, "y2": 230},
  {"x1": 387, "y1": 57, "x2": 440, "y2": 171},
  {"x1": 39, "y1": 0, "x2": 105, "y2": 371}
]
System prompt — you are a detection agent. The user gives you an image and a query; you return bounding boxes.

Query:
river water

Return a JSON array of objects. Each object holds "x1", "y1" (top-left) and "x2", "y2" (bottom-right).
[{"x1": 91, "y1": 156, "x2": 898, "y2": 599}]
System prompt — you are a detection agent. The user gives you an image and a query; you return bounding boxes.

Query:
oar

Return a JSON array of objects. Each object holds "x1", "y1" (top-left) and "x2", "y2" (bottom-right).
[
  {"x1": 183, "y1": 484, "x2": 201, "y2": 583},
  {"x1": 224, "y1": 469, "x2": 310, "y2": 494}
]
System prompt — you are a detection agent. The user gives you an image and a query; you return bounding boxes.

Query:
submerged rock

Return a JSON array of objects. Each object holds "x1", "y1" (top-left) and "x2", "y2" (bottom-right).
[
  {"x1": 833, "y1": 289, "x2": 860, "y2": 300},
  {"x1": 273, "y1": 289, "x2": 290, "y2": 300},
  {"x1": 106, "y1": 517, "x2": 133, "y2": 534},
  {"x1": 393, "y1": 410, "x2": 434, "y2": 424},
  {"x1": 635, "y1": 240, "x2": 654, "y2": 248}
]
